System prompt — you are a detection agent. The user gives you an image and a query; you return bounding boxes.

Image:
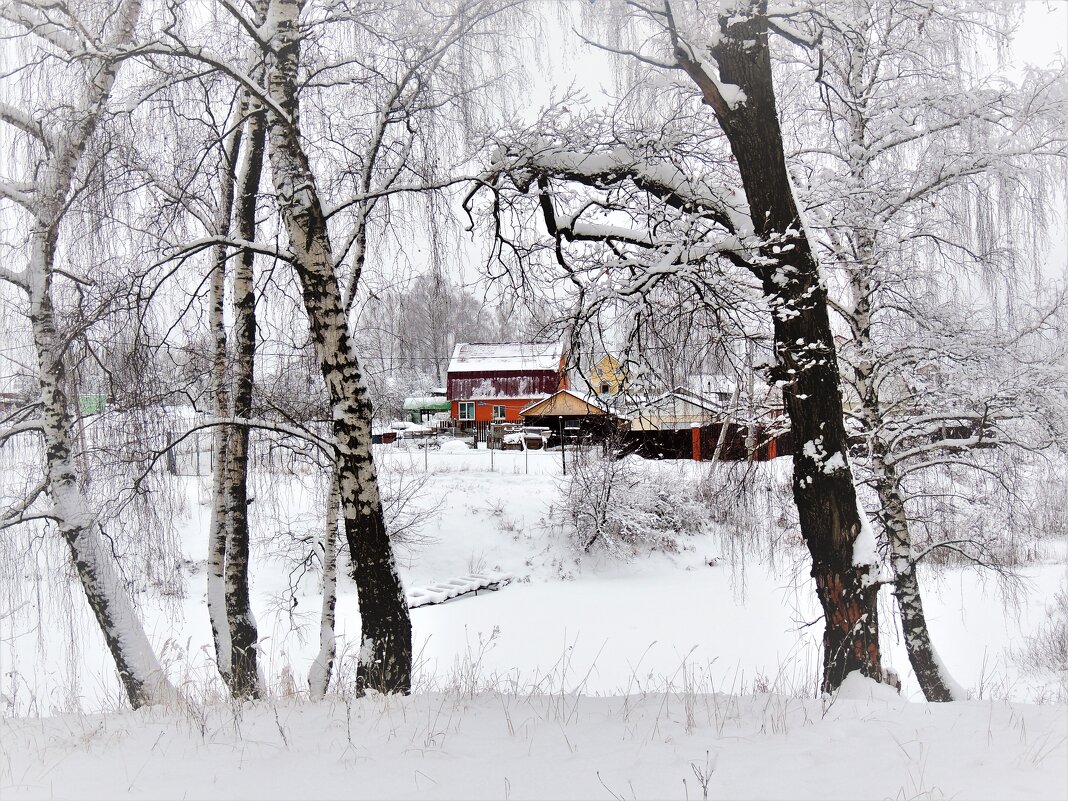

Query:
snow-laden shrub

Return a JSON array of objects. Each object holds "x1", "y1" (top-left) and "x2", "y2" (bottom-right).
[
  {"x1": 562, "y1": 450, "x2": 705, "y2": 557},
  {"x1": 1015, "y1": 580, "x2": 1068, "y2": 701}
]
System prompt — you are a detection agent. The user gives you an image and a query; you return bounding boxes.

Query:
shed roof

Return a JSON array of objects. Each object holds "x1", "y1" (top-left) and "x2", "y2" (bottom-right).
[
  {"x1": 520, "y1": 389, "x2": 614, "y2": 417},
  {"x1": 643, "y1": 387, "x2": 722, "y2": 415},
  {"x1": 447, "y1": 342, "x2": 564, "y2": 374},
  {"x1": 402, "y1": 396, "x2": 451, "y2": 411}
]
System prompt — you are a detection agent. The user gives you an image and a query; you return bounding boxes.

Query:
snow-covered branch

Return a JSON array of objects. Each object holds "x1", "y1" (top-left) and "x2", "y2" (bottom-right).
[
  {"x1": 0, "y1": 263, "x2": 29, "y2": 289},
  {"x1": 0, "y1": 181, "x2": 36, "y2": 211},
  {"x1": 0, "y1": 1, "x2": 88, "y2": 55},
  {"x1": 0, "y1": 419, "x2": 44, "y2": 446},
  {"x1": 488, "y1": 142, "x2": 753, "y2": 236},
  {"x1": 0, "y1": 101, "x2": 45, "y2": 141},
  {"x1": 0, "y1": 479, "x2": 52, "y2": 532}
]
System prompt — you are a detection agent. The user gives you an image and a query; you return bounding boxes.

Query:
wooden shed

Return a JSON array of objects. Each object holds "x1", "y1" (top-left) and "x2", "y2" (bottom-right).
[
  {"x1": 520, "y1": 389, "x2": 622, "y2": 446},
  {"x1": 629, "y1": 387, "x2": 724, "y2": 431}
]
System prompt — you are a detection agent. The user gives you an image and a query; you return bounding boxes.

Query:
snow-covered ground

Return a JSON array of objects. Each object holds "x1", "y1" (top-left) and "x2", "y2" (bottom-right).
[
  {"x1": 3, "y1": 677, "x2": 1065, "y2": 800},
  {"x1": 2, "y1": 446, "x2": 1065, "y2": 799}
]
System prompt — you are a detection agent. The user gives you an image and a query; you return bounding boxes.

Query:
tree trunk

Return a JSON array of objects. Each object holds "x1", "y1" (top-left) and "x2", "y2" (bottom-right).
[
  {"x1": 309, "y1": 463, "x2": 341, "y2": 699},
  {"x1": 848, "y1": 228, "x2": 961, "y2": 701},
  {"x1": 829, "y1": 14, "x2": 961, "y2": 700},
  {"x1": 876, "y1": 465, "x2": 963, "y2": 701},
  {"x1": 29, "y1": 243, "x2": 176, "y2": 709},
  {"x1": 207, "y1": 126, "x2": 241, "y2": 690},
  {"x1": 223, "y1": 92, "x2": 267, "y2": 700},
  {"x1": 12, "y1": 0, "x2": 176, "y2": 709},
  {"x1": 263, "y1": 0, "x2": 412, "y2": 694},
  {"x1": 678, "y1": 0, "x2": 882, "y2": 691}
]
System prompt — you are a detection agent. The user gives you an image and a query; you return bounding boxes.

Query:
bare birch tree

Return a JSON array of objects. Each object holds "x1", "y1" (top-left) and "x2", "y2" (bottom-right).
[
  {"x1": 0, "y1": 0, "x2": 176, "y2": 708},
  {"x1": 781, "y1": 0, "x2": 1068, "y2": 700}
]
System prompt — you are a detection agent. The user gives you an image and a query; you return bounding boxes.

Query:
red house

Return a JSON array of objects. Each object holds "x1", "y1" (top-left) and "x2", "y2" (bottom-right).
[{"x1": 447, "y1": 342, "x2": 568, "y2": 427}]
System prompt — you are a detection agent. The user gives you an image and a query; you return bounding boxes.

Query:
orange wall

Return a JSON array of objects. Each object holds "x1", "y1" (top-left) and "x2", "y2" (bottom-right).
[{"x1": 451, "y1": 398, "x2": 533, "y2": 423}]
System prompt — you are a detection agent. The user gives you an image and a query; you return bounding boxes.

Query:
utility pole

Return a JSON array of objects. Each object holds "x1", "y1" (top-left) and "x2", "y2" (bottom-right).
[{"x1": 559, "y1": 418, "x2": 566, "y2": 476}]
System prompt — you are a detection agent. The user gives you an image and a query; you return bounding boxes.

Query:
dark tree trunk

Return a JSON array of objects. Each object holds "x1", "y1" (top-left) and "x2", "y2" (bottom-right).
[{"x1": 676, "y1": 0, "x2": 882, "y2": 691}]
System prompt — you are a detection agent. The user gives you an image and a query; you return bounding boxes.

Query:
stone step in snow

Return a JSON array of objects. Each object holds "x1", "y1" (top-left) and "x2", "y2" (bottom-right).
[{"x1": 406, "y1": 572, "x2": 513, "y2": 608}]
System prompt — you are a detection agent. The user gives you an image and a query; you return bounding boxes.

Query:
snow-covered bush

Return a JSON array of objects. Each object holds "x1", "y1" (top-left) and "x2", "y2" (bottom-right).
[
  {"x1": 380, "y1": 463, "x2": 439, "y2": 552},
  {"x1": 1015, "y1": 580, "x2": 1068, "y2": 701},
  {"x1": 562, "y1": 450, "x2": 705, "y2": 557}
]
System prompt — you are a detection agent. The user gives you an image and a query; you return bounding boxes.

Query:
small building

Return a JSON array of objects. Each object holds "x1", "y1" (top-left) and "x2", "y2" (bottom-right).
[
  {"x1": 630, "y1": 387, "x2": 725, "y2": 431},
  {"x1": 447, "y1": 342, "x2": 568, "y2": 431},
  {"x1": 402, "y1": 387, "x2": 451, "y2": 425},
  {"x1": 589, "y1": 354, "x2": 627, "y2": 396},
  {"x1": 520, "y1": 389, "x2": 622, "y2": 446}
]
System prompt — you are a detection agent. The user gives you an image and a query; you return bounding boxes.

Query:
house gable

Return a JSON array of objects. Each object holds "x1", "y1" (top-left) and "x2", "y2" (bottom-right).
[
  {"x1": 446, "y1": 341, "x2": 567, "y2": 402},
  {"x1": 589, "y1": 354, "x2": 626, "y2": 395},
  {"x1": 520, "y1": 389, "x2": 609, "y2": 418},
  {"x1": 631, "y1": 388, "x2": 723, "y2": 431}
]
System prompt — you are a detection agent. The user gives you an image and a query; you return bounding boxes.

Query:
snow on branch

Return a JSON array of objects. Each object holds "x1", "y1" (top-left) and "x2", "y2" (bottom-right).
[
  {"x1": 0, "y1": 478, "x2": 52, "y2": 532},
  {"x1": 0, "y1": 181, "x2": 36, "y2": 212},
  {"x1": 0, "y1": 101, "x2": 45, "y2": 141},
  {"x1": 0, "y1": 1, "x2": 88, "y2": 55},
  {"x1": 0, "y1": 418, "x2": 44, "y2": 447},
  {"x1": 0, "y1": 263, "x2": 29, "y2": 290},
  {"x1": 488, "y1": 141, "x2": 753, "y2": 235}
]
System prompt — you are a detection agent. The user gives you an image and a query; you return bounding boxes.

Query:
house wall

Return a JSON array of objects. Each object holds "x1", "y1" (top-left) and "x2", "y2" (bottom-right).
[
  {"x1": 447, "y1": 370, "x2": 564, "y2": 401},
  {"x1": 450, "y1": 397, "x2": 533, "y2": 423},
  {"x1": 589, "y1": 356, "x2": 625, "y2": 395},
  {"x1": 620, "y1": 423, "x2": 793, "y2": 461}
]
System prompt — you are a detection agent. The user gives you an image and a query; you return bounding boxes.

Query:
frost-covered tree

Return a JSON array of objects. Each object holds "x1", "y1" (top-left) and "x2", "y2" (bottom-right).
[
  {"x1": 0, "y1": 0, "x2": 176, "y2": 708},
  {"x1": 129, "y1": 0, "x2": 521, "y2": 694},
  {"x1": 474, "y1": 0, "x2": 885, "y2": 691},
  {"x1": 781, "y1": 0, "x2": 1068, "y2": 700}
]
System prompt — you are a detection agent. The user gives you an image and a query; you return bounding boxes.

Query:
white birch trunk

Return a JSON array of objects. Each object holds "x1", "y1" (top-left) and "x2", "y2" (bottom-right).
[
  {"x1": 207, "y1": 126, "x2": 242, "y2": 688},
  {"x1": 848, "y1": 253, "x2": 963, "y2": 702},
  {"x1": 29, "y1": 249, "x2": 177, "y2": 708},
  {"x1": 261, "y1": 0, "x2": 411, "y2": 694},
  {"x1": 309, "y1": 463, "x2": 340, "y2": 700},
  {"x1": 9, "y1": 0, "x2": 176, "y2": 709}
]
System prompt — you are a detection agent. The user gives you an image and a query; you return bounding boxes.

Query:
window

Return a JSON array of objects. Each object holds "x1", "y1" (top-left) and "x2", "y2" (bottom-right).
[
  {"x1": 458, "y1": 402, "x2": 475, "y2": 421},
  {"x1": 600, "y1": 382, "x2": 611, "y2": 395},
  {"x1": 492, "y1": 404, "x2": 506, "y2": 420}
]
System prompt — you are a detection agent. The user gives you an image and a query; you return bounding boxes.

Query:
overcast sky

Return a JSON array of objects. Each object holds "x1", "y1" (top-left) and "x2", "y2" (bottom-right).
[{"x1": 1017, "y1": 1, "x2": 1067, "y2": 67}]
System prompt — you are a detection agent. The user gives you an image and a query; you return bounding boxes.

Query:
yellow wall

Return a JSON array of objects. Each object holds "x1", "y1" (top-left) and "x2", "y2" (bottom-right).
[{"x1": 589, "y1": 355, "x2": 625, "y2": 394}]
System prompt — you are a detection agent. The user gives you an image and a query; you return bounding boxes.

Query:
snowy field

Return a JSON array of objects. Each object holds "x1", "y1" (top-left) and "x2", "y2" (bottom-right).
[{"x1": 2, "y1": 446, "x2": 1066, "y2": 799}]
